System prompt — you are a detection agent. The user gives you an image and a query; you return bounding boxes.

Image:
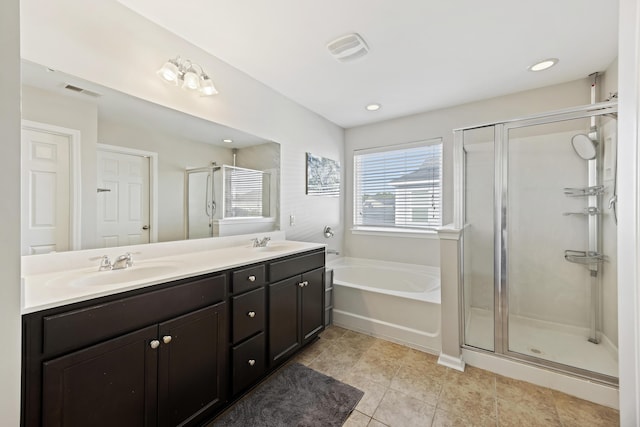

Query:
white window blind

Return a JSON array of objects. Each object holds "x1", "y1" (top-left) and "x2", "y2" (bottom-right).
[
  {"x1": 354, "y1": 139, "x2": 442, "y2": 230},
  {"x1": 223, "y1": 166, "x2": 269, "y2": 218}
]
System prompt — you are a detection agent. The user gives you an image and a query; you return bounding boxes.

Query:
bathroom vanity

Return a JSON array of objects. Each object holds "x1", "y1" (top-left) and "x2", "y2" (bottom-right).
[{"x1": 21, "y1": 241, "x2": 325, "y2": 427}]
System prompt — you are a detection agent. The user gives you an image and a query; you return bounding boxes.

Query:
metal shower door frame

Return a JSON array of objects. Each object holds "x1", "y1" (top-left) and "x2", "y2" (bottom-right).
[{"x1": 455, "y1": 101, "x2": 618, "y2": 385}]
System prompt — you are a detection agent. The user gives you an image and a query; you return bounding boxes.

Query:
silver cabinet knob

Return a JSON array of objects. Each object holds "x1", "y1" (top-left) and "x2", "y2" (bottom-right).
[
  {"x1": 150, "y1": 340, "x2": 160, "y2": 349},
  {"x1": 298, "y1": 282, "x2": 305, "y2": 288},
  {"x1": 162, "y1": 335, "x2": 172, "y2": 344},
  {"x1": 248, "y1": 359, "x2": 256, "y2": 366},
  {"x1": 247, "y1": 311, "x2": 256, "y2": 318},
  {"x1": 248, "y1": 275, "x2": 256, "y2": 282}
]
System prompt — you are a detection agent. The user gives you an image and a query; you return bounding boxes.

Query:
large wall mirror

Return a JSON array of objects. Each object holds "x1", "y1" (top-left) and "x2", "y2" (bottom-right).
[{"x1": 20, "y1": 60, "x2": 280, "y2": 255}]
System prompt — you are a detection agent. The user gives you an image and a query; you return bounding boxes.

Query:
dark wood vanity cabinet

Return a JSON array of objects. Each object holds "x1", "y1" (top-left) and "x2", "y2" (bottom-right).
[
  {"x1": 22, "y1": 248, "x2": 325, "y2": 427},
  {"x1": 268, "y1": 251, "x2": 325, "y2": 367},
  {"x1": 23, "y1": 273, "x2": 228, "y2": 427}
]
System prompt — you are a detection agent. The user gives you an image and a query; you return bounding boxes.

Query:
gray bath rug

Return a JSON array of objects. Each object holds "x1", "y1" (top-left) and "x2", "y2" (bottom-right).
[{"x1": 211, "y1": 362, "x2": 364, "y2": 427}]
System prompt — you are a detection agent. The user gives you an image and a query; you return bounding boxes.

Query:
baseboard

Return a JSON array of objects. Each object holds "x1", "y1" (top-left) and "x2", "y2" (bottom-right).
[{"x1": 437, "y1": 353, "x2": 466, "y2": 371}]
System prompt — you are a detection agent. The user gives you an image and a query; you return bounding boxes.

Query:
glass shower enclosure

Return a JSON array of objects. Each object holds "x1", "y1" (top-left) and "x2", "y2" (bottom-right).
[
  {"x1": 455, "y1": 101, "x2": 618, "y2": 383},
  {"x1": 186, "y1": 164, "x2": 272, "y2": 239}
]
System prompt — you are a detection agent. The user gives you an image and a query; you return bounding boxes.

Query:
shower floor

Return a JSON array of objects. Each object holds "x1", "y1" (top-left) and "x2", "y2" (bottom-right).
[{"x1": 465, "y1": 307, "x2": 618, "y2": 378}]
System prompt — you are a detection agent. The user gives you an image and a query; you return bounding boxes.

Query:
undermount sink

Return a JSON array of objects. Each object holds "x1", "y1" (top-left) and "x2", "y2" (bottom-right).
[{"x1": 46, "y1": 261, "x2": 186, "y2": 288}]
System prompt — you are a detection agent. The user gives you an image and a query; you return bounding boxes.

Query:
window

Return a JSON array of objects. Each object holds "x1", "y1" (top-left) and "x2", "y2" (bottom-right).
[
  {"x1": 223, "y1": 165, "x2": 270, "y2": 218},
  {"x1": 353, "y1": 139, "x2": 442, "y2": 231}
]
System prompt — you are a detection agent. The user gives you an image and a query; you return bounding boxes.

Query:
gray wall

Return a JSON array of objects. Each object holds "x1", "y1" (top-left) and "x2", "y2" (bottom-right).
[{"x1": 0, "y1": 0, "x2": 22, "y2": 423}]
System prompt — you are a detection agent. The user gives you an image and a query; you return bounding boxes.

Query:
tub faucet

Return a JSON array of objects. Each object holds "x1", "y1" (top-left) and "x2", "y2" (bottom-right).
[
  {"x1": 251, "y1": 237, "x2": 271, "y2": 248},
  {"x1": 327, "y1": 249, "x2": 340, "y2": 255},
  {"x1": 112, "y1": 252, "x2": 134, "y2": 270}
]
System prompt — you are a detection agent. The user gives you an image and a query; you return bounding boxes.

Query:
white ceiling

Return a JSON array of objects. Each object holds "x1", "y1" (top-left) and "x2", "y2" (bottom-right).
[{"x1": 117, "y1": 0, "x2": 619, "y2": 128}]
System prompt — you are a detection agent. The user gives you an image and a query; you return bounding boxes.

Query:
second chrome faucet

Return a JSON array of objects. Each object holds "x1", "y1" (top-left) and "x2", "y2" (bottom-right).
[{"x1": 97, "y1": 252, "x2": 134, "y2": 271}]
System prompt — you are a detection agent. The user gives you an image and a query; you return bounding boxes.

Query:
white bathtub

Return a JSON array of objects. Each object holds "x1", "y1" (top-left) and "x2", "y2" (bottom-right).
[{"x1": 327, "y1": 257, "x2": 441, "y2": 354}]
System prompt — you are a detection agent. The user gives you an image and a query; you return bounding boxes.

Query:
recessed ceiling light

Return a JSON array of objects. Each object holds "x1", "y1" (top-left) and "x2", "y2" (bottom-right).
[
  {"x1": 222, "y1": 139, "x2": 233, "y2": 143},
  {"x1": 365, "y1": 103, "x2": 381, "y2": 111},
  {"x1": 528, "y1": 58, "x2": 559, "y2": 72}
]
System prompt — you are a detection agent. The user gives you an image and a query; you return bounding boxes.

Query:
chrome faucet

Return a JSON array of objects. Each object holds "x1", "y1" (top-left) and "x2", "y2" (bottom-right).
[
  {"x1": 251, "y1": 237, "x2": 271, "y2": 248},
  {"x1": 112, "y1": 252, "x2": 134, "y2": 270},
  {"x1": 97, "y1": 255, "x2": 112, "y2": 271}
]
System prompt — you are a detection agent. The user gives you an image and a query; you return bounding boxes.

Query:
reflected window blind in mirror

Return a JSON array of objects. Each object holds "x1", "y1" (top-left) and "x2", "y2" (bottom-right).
[
  {"x1": 354, "y1": 138, "x2": 442, "y2": 230},
  {"x1": 223, "y1": 166, "x2": 270, "y2": 218}
]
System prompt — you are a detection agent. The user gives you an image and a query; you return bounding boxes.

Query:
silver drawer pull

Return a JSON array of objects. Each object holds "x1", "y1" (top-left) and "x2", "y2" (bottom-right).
[
  {"x1": 162, "y1": 335, "x2": 172, "y2": 344},
  {"x1": 247, "y1": 311, "x2": 256, "y2": 318},
  {"x1": 149, "y1": 340, "x2": 160, "y2": 349},
  {"x1": 248, "y1": 359, "x2": 256, "y2": 366},
  {"x1": 248, "y1": 275, "x2": 256, "y2": 282}
]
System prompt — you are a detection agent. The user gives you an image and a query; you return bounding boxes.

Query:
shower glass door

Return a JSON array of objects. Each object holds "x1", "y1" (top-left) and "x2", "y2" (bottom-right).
[
  {"x1": 504, "y1": 116, "x2": 618, "y2": 379},
  {"x1": 186, "y1": 168, "x2": 214, "y2": 239},
  {"x1": 462, "y1": 125, "x2": 496, "y2": 352}
]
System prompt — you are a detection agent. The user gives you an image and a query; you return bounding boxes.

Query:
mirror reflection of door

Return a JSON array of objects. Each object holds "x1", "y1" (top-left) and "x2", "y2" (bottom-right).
[
  {"x1": 96, "y1": 148, "x2": 150, "y2": 247},
  {"x1": 21, "y1": 122, "x2": 79, "y2": 255}
]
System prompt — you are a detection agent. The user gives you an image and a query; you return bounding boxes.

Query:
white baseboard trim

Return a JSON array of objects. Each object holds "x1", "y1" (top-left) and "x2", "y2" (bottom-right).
[
  {"x1": 437, "y1": 353, "x2": 466, "y2": 371},
  {"x1": 333, "y1": 309, "x2": 441, "y2": 355}
]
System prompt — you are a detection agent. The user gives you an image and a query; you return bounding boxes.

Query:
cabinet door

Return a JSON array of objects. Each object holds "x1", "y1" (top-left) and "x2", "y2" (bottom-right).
[
  {"x1": 42, "y1": 325, "x2": 158, "y2": 427},
  {"x1": 157, "y1": 303, "x2": 227, "y2": 427},
  {"x1": 301, "y1": 267, "x2": 325, "y2": 343},
  {"x1": 268, "y1": 276, "x2": 301, "y2": 366}
]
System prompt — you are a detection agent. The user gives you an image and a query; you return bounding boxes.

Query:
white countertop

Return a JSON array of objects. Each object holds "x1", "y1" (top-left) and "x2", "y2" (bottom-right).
[{"x1": 22, "y1": 239, "x2": 325, "y2": 315}]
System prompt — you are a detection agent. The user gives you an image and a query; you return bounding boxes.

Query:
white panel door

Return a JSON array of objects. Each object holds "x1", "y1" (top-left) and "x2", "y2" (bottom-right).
[
  {"x1": 97, "y1": 150, "x2": 150, "y2": 248},
  {"x1": 21, "y1": 128, "x2": 70, "y2": 255}
]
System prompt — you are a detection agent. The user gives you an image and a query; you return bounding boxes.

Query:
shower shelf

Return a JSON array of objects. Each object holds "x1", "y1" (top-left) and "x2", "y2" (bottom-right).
[
  {"x1": 564, "y1": 250, "x2": 606, "y2": 265},
  {"x1": 563, "y1": 185, "x2": 604, "y2": 197},
  {"x1": 562, "y1": 207, "x2": 601, "y2": 216}
]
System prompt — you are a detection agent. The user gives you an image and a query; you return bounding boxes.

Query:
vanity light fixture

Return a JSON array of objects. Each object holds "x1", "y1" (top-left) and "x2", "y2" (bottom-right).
[
  {"x1": 528, "y1": 58, "x2": 559, "y2": 72},
  {"x1": 365, "y1": 103, "x2": 381, "y2": 111},
  {"x1": 157, "y1": 56, "x2": 218, "y2": 96}
]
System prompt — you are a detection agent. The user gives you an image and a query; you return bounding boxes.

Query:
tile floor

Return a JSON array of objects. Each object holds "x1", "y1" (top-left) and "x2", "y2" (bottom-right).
[{"x1": 291, "y1": 326, "x2": 619, "y2": 427}]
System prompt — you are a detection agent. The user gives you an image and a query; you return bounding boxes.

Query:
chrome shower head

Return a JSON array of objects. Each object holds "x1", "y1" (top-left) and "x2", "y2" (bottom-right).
[{"x1": 571, "y1": 134, "x2": 597, "y2": 160}]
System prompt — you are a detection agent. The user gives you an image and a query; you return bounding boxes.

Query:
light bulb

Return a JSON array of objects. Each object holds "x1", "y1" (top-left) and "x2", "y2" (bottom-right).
[
  {"x1": 528, "y1": 58, "x2": 559, "y2": 72},
  {"x1": 157, "y1": 61, "x2": 179, "y2": 84},
  {"x1": 182, "y1": 70, "x2": 200, "y2": 90},
  {"x1": 199, "y1": 78, "x2": 218, "y2": 96}
]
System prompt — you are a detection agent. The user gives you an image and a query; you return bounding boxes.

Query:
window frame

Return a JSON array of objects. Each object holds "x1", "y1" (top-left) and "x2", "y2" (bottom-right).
[{"x1": 352, "y1": 138, "x2": 443, "y2": 234}]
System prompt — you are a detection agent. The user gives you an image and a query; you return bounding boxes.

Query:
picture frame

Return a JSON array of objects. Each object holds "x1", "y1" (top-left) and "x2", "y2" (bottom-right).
[{"x1": 306, "y1": 152, "x2": 340, "y2": 196}]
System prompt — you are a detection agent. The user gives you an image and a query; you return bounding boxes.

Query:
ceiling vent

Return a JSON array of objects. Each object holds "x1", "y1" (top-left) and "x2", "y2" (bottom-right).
[
  {"x1": 63, "y1": 83, "x2": 101, "y2": 98},
  {"x1": 327, "y1": 33, "x2": 369, "y2": 62}
]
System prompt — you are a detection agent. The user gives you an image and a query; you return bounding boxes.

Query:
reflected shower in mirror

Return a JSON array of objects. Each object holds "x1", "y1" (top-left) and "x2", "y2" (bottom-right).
[{"x1": 20, "y1": 60, "x2": 280, "y2": 255}]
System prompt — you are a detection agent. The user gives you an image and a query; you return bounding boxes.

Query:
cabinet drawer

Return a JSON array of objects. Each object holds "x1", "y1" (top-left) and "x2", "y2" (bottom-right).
[
  {"x1": 42, "y1": 274, "x2": 226, "y2": 356},
  {"x1": 232, "y1": 264, "x2": 266, "y2": 294},
  {"x1": 269, "y1": 251, "x2": 325, "y2": 283},
  {"x1": 232, "y1": 287, "x2": 265, "y2": 343},
  {"x1": 232, "y1": 332, "x2": 266, "y2": 396}
]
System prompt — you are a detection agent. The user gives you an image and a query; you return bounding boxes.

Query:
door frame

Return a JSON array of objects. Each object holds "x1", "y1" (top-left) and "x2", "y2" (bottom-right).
[
  {"x1": 97, "y1": 143, "x2": 158, "y2": 243},
  {"x1": 21, "y1": 119, "x2": 82, "y2": 251}
]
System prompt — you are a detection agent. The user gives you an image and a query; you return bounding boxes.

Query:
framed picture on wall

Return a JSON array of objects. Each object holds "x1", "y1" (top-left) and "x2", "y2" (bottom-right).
[{"x1": 306, "y1": 152, "x2": 340, "y2": 196}]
